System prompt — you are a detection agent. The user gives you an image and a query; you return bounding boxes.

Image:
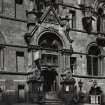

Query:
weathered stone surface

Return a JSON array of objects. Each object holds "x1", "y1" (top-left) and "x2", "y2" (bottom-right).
[{"x1": 0, "y1": 0, "x2": 105, "y2": 104}]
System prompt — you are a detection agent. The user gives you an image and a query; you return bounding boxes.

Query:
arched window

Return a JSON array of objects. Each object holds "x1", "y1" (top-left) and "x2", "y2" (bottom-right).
[{"x1": 87, "y1": 45, "x2": 101, "y2": 76}]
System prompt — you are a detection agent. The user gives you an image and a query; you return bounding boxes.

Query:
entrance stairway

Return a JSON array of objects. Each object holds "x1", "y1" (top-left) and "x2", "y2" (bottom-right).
[
  {"x1": 43, "y1": 99, "x2": 64, "y2": 105},
  {"x1": 14, "y1": 91, "x2": 64, "y2": 105},
  {"x1": 43, "y1": 91, "x2": 64, "y2": 105}
]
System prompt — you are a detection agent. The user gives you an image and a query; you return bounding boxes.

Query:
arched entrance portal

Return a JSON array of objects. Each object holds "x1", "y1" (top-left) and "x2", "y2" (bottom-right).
[
  {"x1": 38, "y1": 32, "x2": 63, "y2": 67},
  {"x1": 38, "y1": 32, "x2": 63, "y2": 92}
]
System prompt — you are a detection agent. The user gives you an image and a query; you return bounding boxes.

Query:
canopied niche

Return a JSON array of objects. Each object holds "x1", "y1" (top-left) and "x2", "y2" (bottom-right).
[{"x1": 93, "y1": 0, "x2": 105, "y2": 32}]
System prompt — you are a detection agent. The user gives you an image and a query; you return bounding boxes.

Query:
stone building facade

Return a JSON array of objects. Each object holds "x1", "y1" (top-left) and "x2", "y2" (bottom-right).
[{"x1": 0, "y1": 0, "x2": 105, "y2": 104}]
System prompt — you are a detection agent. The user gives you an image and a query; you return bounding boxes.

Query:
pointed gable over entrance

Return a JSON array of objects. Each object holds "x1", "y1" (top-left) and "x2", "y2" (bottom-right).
[
  {"x1": 30, "y1": 5, "x2": 63, "y2": 37},
  {"x1": 40, "y1": 5, "x2": 62, "y2": 25}
]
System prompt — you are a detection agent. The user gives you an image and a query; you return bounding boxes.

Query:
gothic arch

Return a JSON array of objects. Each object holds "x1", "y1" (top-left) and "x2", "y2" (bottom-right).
[
  {"x1": 36, "y1": 28, "x2": 65, "y2": 49},
  {"x1": 86, "y1": 42, "x2": 102, "y2": 54},
  {"x1": 93, "y1": 0, "x2": 105, "y2": 12},
  {"x1": 86, "y1": 42, "x2": 101, "y2": 76}
]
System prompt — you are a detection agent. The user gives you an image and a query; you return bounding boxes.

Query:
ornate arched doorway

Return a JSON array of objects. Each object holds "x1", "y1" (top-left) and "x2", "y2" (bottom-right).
[
  {"x1": 37, "y1": 32, "x2": 63, "y2": 92},
  {"x1": 38, "y1": 32, "x2": 63, "y2": 68}
]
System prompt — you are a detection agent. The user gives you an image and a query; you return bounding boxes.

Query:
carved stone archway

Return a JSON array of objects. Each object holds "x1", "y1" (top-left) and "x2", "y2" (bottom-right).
[{"x1": 93, "y1": 0, "x2": 105, "y2": 12}]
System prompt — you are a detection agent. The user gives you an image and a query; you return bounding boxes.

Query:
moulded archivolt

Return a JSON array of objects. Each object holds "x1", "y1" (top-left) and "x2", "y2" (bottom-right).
[{"x1": 93, "y1": 0, "x2": 105, "y2": 13}]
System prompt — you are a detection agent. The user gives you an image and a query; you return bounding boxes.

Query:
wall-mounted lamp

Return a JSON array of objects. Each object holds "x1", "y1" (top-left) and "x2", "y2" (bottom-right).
[{"x1": 60, "y1": 77, "x2": 76, "y2": 92}]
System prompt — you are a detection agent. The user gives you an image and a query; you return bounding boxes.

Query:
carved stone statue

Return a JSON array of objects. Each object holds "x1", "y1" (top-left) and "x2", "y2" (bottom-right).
[{"x1": 61, "y1": 68, "x2": 72, "y2": 81}]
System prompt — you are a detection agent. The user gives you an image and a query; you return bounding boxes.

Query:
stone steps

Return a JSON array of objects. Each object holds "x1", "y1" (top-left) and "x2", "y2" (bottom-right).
[
  {"x1": 14, "y1": 103, "x2": 100, "y2": 105},
  {"x1": 43, "y1": 98, "x2": 64, "y2": 105},
  {"x1": 14, "y1": 104, "x2": 38, "y2": 105}
]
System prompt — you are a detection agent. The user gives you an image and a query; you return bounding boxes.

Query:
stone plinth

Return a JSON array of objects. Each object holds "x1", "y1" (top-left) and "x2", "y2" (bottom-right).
[
  {"x1": 60, "y1": 78, "x2": 78, "y2": 105},
  {"x1": 27, "y1": 79, "x2": 43, "y2": 103}
]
